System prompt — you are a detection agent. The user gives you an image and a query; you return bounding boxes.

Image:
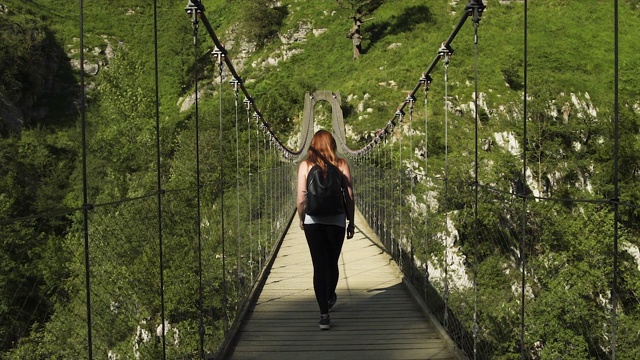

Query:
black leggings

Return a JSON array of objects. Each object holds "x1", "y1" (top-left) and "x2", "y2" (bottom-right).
[{"x1": 303, "y1": 224, "x2": 345, "y2": 314}]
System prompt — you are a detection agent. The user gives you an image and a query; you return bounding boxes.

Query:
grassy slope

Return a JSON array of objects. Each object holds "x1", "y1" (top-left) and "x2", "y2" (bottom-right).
[
  {"x1": 22, "y1": 0, "x2": 640, "y2": 143},
  {"x1": 217, "y1": 0, "x2": 640, "y2": 144},
  {"x1": 13, "y1": 0, "x2": 640, "y2": 193}
]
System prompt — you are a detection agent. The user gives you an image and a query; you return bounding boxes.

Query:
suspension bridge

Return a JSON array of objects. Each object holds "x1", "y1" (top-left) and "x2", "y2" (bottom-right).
[
  {"x1": 224, "y1": 209, "x2": 459, "y2": 360},
  {"x1": 1, "y1": 0, "x2": 638, "y2": 359}
]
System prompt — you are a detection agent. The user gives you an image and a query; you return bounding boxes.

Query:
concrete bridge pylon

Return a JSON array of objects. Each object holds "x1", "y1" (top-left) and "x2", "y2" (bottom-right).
[{"x1": 299, "y1": 91, "x2": 348, "y2": 159}]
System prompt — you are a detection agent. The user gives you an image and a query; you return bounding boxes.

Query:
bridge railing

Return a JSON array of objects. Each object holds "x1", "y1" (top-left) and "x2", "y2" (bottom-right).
[
  {"x1": 352, "y1": 122, "x2": 638, "y2": 360},
  {"x1": 1, "y1": 0, "x2": 306, "y2": 357},
  {"x1": 1, "y1": 153, "x2": 295, "y2": 359}
]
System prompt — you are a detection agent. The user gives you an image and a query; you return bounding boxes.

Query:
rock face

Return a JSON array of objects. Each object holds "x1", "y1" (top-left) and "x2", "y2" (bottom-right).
[
  {"x1": 4, "y1": 51, "x2": 71, "y2": 130},
  {"x1": 70, "y1": 59, "x2": 101, "y2": 76},
  {"x1": 0, "y1": 93, "x2": 24, "y2": 130},
  {"x1": 0, "y1": 16, "x2": 119, "y2": 132},
  {"x1": 0, "y1": 4, "x2": 76, "y2": 132}
]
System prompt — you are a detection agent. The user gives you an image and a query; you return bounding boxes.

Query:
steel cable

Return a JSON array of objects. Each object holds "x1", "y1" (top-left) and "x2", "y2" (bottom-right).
[
  {"x1": 442, "y1": 48, "x2": 451, "y2": 332},
  {"x1": 214, "y1": 48, "x2": 229, "y2": 335},
  {"x1": 186, "y1": 9, "x2": 205, "y2": 357},
  {"x1": 78, "y1": 0, "x2": 94, "y2": 357},
  {"x1": 519, "y1": 1, "x2": 529, "y2": 358},
  {"x1": 152, "y1": 1, "x2": 167, "y2": 357},
  {"x1": 233, "y1": 78, "x2": 242, "y2": 307}
]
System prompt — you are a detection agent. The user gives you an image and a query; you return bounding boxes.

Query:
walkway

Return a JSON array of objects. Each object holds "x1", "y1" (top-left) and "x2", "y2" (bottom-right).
[{"x1": 226, "y1": 210, "x2": 460, "y2": 360}]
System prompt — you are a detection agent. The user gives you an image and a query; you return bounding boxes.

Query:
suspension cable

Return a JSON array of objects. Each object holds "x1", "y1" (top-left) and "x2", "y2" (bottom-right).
[
  {"x1": 256, "y1": 115, "x2": 263, "y2": 270},
  {"x1": 79, "y1": 0, "x2": 94, "y2": 358},
  {"x1": 421, "y1": 73, "x2": 432, "y2": 302},
  {"x1": 245, "y1": 99, "x2": 254, "y2": 285},
  {"x1": 213, "y1": 47, "x2": 229, "y2": 335},
  {"x1": 262, "y1": 133, "x2": 268, "y2": 264},
  {"x1": 397, "y1": 110, "x2": 405, "y2": 266},
  {"x1": 153, "y1": 1, "x2": 167, "y2": 357},
  {"x1": 361, "y1": 152, "x2": 366, "y2": 217},
  {"x1": 377, "y1": 143, "x2": 382, "y2": 235},
  {"x1": 269, "y1": 140, "x2": 275, "y2": 245},
  {"x1": 407, "y1": 96, "x2": 416, "y2": 278},
  {"x1": 185, "y1": 6, "x2": 206, "y2": 357},
  {"x1": 520, "y1": 1, "x2": 529, "y2": 359},
  {"x1": 472, "y1": 10, "x2": 481, "y2": 360},
  {"x1": 440, "y1": 42, "x2": 452, "y2": 331},
  {"x1": 385, "y1": 135, "x2": 390, "y2": 247},
  {"x1": 612, "y1": 0, "x2": 620, "y2": 357},
  {"x1": 232, "y1": 77, "x2": 241, "y2": 305},
  {"x1": 368, "y1": 150, "x2": 373, "y2": 221}
]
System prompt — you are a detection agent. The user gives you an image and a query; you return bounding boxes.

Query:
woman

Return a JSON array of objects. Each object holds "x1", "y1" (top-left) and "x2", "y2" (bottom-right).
[{"x1": 296, "y1": 130, "x2": 355, "y2": 330}]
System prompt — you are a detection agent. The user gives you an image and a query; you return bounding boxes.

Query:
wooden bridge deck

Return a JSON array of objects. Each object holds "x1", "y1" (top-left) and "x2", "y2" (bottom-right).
[{"x1": 226, "y1": 210, "x2": 461, "y2": 360}]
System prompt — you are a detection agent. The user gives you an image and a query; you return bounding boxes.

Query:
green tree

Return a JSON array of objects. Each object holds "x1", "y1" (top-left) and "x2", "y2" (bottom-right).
[
  {"x1": 336, "y1": 0, "x2": 384, "y2": 19},
  {"x1": 237, "y1": 0, "x2": 287, "y2": 48},
  {"x1": 526, "y1": 206, "x2": 617, "y2": 359}
]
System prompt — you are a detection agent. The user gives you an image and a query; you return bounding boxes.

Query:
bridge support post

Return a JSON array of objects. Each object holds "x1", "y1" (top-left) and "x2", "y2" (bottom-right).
[{"x1": 301, "y1": 91, "x2": 347, "y2": 155}]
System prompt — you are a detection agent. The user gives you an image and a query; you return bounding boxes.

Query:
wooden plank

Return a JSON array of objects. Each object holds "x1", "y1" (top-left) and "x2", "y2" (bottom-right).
[
  {"x1": 225, "y1": 209, "x2": 459, "y2": 360},
  {"x1": 232, "y1": 332, "x2": 441, "y2": 341},
  {"x1": 230, "y1": 349, "x2": 455, "y2": 360},
  {"x1": 232, "y1": 342, "x2": 447, "y2": 351}
]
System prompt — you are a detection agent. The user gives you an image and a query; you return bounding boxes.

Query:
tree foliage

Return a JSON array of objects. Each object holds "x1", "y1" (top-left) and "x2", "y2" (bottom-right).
[
  {"x1": 336, "y1": 0, "x2": 385, "y2": 18},
  {"x1": 237, "y1": 0, "x2": 287, "y2": 48}
]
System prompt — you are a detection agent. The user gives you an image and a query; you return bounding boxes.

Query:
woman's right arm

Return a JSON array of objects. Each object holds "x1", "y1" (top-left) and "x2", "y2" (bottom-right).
[
  {"x1": 339, "y1": 159, "x2": 355, "y2": 238},
  {"x1": 296, "y1": 161, "x2": 308, "y2": 227}
]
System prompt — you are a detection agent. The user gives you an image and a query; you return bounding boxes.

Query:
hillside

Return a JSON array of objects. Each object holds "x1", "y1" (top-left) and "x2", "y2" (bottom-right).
[
  {"x1": 3, "y1": 0, "x2": 640, "y2": 144},
  {"x1": 1, "y1": 0, "x2": 640, "y2": 358}
]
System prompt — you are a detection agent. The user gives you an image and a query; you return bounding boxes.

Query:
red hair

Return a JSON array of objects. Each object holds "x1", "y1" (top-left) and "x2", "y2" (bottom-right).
[{"x1": 308, "y1": 130, "x2": 339, "y2": 171}]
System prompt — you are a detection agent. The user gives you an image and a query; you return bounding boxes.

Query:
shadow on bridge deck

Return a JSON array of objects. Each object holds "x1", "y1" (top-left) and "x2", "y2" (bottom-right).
[{"x1": 225, "y1": 209, "x2": 461, "y2": 360}]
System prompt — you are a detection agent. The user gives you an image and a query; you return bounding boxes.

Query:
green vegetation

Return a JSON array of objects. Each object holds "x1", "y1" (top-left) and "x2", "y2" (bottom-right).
[
  {"x1": 1, "y1": 0, "x2": 640, "y2": 358},
  {"x1": 236, "y1": 0, "x2": 288, "y2": 48}
]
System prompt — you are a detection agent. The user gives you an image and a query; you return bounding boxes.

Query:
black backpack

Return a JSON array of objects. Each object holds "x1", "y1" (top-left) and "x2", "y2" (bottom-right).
[{"x1": 306, "y1": 163, "x2": 345, "y2": 216}]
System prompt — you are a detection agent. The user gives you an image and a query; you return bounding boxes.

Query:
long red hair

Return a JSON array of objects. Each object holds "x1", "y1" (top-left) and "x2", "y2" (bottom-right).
[{"x1": 308, "y1": 130, "x2": 339, "y2": 171}]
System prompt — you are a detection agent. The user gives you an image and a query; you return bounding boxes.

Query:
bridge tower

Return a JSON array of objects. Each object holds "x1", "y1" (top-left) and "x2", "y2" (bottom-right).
[{"x1": 300, "y1": 91, "x2": 347, "y2": 156}]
